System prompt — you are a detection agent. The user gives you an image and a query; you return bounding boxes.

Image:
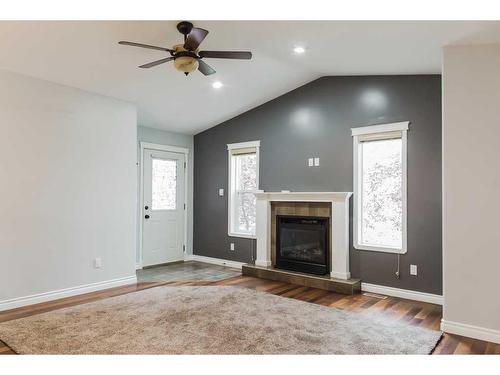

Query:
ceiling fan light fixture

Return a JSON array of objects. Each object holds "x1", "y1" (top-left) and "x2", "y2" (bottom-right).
[{"x1": 174, "y1": 56, "x2": 199, "y2": 73}]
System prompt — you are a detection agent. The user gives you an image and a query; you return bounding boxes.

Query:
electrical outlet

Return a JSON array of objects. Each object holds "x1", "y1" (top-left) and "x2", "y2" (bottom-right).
[
  {"x1": 218, "y1": 188, "x2": 224, "y2": 197},
  {"x1": 230, "y1": 243, "x2": 235, "y2": 251},
  {"x1": 410, "y1": 264, "x2": 418, "y2": 276},
  {"x1": 308, "y1": 158, "x2": 314, "y2": 167},
  {"x1": 94, "y1": 258, "x2": 102, "y2": 269},
  {"x1": 314, "y1": 157, "x2": 320, "y2": 166}
]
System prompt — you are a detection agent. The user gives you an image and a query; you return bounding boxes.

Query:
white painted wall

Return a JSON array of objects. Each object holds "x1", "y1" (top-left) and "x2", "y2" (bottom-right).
[
  {"x1": 442, "y1": 44, "x2": 500, "y2": 343},
  {"x1": 136, "y1": 126, "x2": 194, "y2": 264},
  {"x1": 0, "y1": 70, "x2": 137, "y2": 307}
]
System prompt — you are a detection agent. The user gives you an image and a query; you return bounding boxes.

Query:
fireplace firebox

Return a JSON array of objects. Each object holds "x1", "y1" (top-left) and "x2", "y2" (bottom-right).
[{"x1": 276, "y1": 215, "x2": 329, "y2": 275}]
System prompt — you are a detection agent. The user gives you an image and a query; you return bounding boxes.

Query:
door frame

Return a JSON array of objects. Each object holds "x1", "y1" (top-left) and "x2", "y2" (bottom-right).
[{"x1": 138, "y1": 141, "x2": 189, "y2": 270}]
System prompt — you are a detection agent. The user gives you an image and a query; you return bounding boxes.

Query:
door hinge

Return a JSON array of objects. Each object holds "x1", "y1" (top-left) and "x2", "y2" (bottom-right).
[
  {"x1": 183, "y1": 244, "x2": 186, "y2": 252},
  {"x1": 184, "y1": 162, "x2": 186, "y2": 169},
  {"x1": 184, "y1": 203, "x2": 186, "y2": 210}
]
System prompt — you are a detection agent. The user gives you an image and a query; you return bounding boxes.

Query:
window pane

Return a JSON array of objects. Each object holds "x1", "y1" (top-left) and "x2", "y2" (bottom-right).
[
  {"x1": 236, "y1": 192, "x2": 256, "y2": 234},
  {"x1": 235, "y1": 153, "x2": 257, "y2": 191},
  {"x1": 152, "y1": 158, "x2": 177, "y2": 210},
  {"x1": 361, "y1": 138, "x2": 402, "y2": 248}
]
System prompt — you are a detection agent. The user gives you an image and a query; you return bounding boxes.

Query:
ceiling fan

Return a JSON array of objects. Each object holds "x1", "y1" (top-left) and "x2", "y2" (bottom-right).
[{"x1": 119, "y1": 21, "x2": 252, "y2": 76}]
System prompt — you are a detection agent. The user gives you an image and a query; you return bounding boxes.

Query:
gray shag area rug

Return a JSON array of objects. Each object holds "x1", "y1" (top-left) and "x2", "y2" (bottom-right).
[{"x1": 0, "y1": 286, "x2": 441, "y2": 354}]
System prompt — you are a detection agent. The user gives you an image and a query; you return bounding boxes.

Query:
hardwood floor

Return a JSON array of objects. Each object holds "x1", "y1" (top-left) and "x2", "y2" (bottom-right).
[{"x1": 0, "y1": 276, "x2": 498, "y2": 355}]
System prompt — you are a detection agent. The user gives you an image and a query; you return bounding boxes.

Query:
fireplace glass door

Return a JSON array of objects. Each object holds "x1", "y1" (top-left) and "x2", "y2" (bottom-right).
[{"x1": 276, "y1": 215, "x2": 329, "y2": 275}]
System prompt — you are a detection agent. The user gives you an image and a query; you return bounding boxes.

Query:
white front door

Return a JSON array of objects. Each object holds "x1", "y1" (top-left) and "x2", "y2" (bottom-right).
[{"x1": 142, "y1": 149, "x2": 185, "y2": 267}]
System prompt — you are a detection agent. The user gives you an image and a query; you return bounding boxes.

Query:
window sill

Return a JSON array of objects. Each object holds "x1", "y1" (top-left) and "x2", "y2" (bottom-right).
[
  {"x1": 228, "y1": 232, "x2": 256, "y2": 240},
  {"x1": 354, "y1": 243, "x2": 407, "y2": 254}
]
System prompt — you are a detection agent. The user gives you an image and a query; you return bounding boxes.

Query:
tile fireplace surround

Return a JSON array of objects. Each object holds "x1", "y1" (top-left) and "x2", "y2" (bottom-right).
[{"x1": 254, "y1": 192, "x2": 353, "y2": 280}]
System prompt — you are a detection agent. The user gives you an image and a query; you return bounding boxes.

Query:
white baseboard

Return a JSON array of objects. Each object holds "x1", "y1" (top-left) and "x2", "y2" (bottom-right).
[
  {"x1": 361, "y1": 282, "x2": 443, "y2": 305},
  {"x1": 441, "y1": 319, "x2": 500, "y2": 344},
  {"x1": 185, "y1": 254, "x2": 245, "y2": 269},
  {"x1": 0, "y1": 275, "x2": 137, "y2": 312}
]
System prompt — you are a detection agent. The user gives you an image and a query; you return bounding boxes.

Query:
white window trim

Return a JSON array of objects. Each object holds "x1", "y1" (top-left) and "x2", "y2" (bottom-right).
[
  {"x1": 351, "y1": 122, "x2": 408, "y2": 254},
  {"x1": 227, "y1": 140, "x2": 260, "y2": 239}
]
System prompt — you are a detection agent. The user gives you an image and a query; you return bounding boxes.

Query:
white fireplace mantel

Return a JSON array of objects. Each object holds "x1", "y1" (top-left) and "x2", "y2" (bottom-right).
[{"x1": 254, "y1": 191, "x2": 353, "y2": 280}]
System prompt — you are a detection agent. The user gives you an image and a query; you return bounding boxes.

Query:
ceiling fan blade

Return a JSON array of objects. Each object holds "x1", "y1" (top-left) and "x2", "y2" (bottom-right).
[
  {"x1": 184, "y1": 27, "x2": 209, "y2": 51},
  {"x1": 198, "y1": 59, "x2": 216, "y2": 76},
  {"x1": 119, "y1": 41, "x2": 174, "y2": 53},
  {"x1": 139, "y1": 57, "x2": 174, "y2": 68},
  {"x1": 199, "y1": 51, "x2": 252, "y2": 60}
]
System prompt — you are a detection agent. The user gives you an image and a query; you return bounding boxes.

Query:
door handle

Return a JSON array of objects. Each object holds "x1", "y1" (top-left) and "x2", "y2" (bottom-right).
[{"x1": 144, "y1": 215, "x2": 150, "y2": 219}]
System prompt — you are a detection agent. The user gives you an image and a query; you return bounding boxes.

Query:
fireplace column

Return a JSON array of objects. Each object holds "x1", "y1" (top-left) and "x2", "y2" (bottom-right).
[
  {"x1": 331, "y1": 198, "x2": 351, "y2": 280},
  {"x1": 255, "y1": 197, "x2": 272, "y2": 267}
]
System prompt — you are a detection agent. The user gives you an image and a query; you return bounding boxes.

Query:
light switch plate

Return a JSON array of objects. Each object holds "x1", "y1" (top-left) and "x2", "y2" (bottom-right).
[
  {"x1": 94, "y1": 258, "x2": 102, "y2": 269},
  {"x1": 308, "y1": 158, "x2": 314, "y2": 167},
  {"x1": 218, "y1": 188, "x2": 224, "y2": 197},
  {"x1": 410, "y1": 264, "x2": 418, "y2": 276},
  {"x1": 230, "y1": 243, "x2": 235, "y2": 251},
  {"x1": 314, "y1": 157, "x2": 320, "y2": 166}
]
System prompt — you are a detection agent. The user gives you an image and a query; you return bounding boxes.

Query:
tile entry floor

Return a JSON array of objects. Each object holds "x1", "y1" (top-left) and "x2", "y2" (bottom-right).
[{"x1": 136, "y1": 261, "x2": 241, "y2": 283}]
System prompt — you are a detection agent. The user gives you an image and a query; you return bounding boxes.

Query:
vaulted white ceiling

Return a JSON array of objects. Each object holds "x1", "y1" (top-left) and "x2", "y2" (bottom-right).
[{"x1": 1, "y1": 21, "x2": 499, "y2": 134}]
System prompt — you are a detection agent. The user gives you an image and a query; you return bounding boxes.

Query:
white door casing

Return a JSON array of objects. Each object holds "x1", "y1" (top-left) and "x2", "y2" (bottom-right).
[{"x1": 142, "y1": 148, "x2": 185, "y2": 267}]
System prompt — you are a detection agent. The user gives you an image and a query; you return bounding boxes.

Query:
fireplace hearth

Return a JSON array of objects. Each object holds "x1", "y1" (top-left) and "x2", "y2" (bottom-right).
[{"x1": 276, "y1": 215, "x2": 329, "y2": 275}]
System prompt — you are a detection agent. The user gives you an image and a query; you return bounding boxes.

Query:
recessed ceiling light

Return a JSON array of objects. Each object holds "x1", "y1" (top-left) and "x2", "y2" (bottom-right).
[
  {"x1": 212, "y1": 81, "x2": 223, "y2": 89},
  {"x1": 293, "y1": 46, "x2": 306, "y2": 54}
]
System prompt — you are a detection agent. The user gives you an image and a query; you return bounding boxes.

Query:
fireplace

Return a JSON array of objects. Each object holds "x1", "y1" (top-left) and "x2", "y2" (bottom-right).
[
  {"x1": 254, "y1": 192, "x2": 352, "y2": 280},
  {"x1": 276, "y1": 215, "x2": 329, "y2": 275}
]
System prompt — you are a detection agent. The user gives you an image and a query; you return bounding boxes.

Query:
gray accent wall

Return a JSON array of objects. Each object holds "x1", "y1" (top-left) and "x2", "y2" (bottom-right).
[{"x1": 194, "y1": 75, "x2": 442, "y2": 294}]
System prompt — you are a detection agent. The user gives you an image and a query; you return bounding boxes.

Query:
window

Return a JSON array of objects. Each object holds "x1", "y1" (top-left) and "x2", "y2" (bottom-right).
[
  {"x1": 152, "y1": 158, "x2": 177, "y2": 210},
  {"x1": 352, "y1": 122, "x2": 408, "y2": 253},
  {"x1": 228, "y1": 141, "x2": 260, "y2": 238}
]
